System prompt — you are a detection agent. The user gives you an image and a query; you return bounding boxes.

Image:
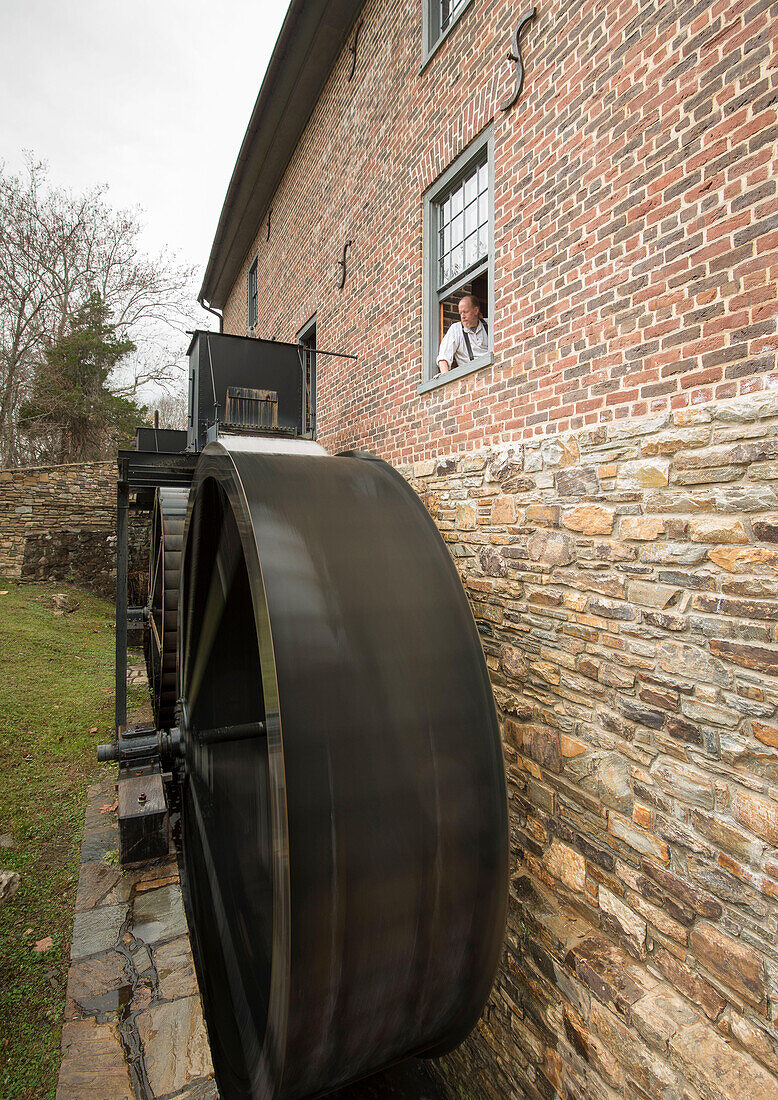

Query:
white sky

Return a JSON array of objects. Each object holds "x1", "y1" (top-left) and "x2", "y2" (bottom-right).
[{"x1": 0, "y1": 0, "x2": 289, "y2": 324}]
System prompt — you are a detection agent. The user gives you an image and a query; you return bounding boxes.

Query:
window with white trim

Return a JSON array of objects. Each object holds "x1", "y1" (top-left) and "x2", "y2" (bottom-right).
[
  {"x1": 247, "y1": 256, "x2": 258, "y2": 330},
  {"x1": 422, "y1": 0, "x2": 474, "y2": 65},
  {"x1": 422, "y1": 128, "x2": 494, "y2": 388},
  {"x1": 296, "y1": 314, "x2": 317, "y2": 437}
]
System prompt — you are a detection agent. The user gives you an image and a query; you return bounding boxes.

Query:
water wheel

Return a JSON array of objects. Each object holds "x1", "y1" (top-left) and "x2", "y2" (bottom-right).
[
  {"x1": 177, "y1": 438, "x2": 508, "y2": 1100},
  {"x1": 145, "y1": 485, "x2": 188, "y2": 730}
]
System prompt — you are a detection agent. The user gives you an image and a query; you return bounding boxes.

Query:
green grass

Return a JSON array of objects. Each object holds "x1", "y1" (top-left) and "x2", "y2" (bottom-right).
[{"x1": 0, "y1": 579, "x2": 145, "y2": 1100}]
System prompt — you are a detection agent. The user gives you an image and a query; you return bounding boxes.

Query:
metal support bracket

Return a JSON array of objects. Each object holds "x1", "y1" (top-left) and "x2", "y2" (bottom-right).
[
  {"x1": 348, "y1": 20, "x2": 364, "y2": 81},
  {"x1": 499, "y1": 7, "x2": 537, "y2": 112},
  {"x1": 337, "y1": 240, "x2": 354, "y2": 290}
]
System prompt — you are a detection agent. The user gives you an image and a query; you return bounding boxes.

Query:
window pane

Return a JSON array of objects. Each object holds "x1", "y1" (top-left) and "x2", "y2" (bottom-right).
[
  {"x1": 434, "y1": 150, "x2": 488, "y2": 293},
  {"x1": 478, "y1": 193, "x2": 488, "y2": 226},
  {"x1": 440, "y1": 0, "x2": 467, "y2": 32}
]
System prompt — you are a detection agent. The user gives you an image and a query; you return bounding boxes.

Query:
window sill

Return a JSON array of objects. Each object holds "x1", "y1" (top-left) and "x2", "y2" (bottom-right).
[
  {"x1": 417, "y1": 353, "x2": 493, "y2": 394},
  {"x1": 419, "y1": 0, "x2": 476, "y2": 73}
]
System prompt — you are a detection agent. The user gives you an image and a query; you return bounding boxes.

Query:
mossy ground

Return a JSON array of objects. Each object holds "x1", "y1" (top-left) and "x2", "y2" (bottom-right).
[{"x1": 0, "y1": 579, "x2": 145, "y2": 1099}]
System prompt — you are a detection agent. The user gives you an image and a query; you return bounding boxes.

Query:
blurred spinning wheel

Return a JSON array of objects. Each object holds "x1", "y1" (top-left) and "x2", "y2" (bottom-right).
[{"x1": 177, "y1": 437, "x2": 508, "y2": 1100}]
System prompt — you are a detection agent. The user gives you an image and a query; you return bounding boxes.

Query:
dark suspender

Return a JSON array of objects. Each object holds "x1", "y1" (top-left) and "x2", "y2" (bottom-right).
[{"x1": 463, "y1": 321, "x2": 488, "y2": 360}]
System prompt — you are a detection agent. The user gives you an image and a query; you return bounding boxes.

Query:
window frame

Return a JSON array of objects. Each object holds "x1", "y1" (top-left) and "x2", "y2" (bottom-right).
[
  {"x1": 247, "y1": 255, "x2": 258, "y2": 330},
  {"x1": 421, "y1": 0, "x2": 476, "y2": 70},
  {"x1": 296, "y1": 313, "x2": 317, "y2": 437},
  {"x1": 420, "y1": 126, "x2": 494, "y2": 393}
]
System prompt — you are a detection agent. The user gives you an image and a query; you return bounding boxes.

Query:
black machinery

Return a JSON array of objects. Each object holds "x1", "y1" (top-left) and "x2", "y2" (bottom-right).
[{"x1": 100, "y1": 330, "x2": 508, "y2": 1100}]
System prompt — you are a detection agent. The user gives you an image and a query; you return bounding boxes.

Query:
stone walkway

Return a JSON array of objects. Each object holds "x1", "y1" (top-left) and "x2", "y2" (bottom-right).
[
  {"x1": 58, "y1": 772, "x2": 217, "y2": 1100},
  {"x1": 59, "y1": 772, "x2": 447, "y2": 1100}
]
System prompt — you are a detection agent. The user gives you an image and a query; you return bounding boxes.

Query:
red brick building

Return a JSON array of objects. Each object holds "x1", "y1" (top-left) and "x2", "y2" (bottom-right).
[{"x1": 201, "y1": 1, "x2": 778, "y2": 1096}]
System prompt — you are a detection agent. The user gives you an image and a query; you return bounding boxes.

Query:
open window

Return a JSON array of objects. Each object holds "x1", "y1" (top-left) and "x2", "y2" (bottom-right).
[
  {"x1": 297, "y1": 315, "x2": 316, "y2": 436},
  {"x1": 421, "y1": 127, "x2": 494, "y2": 390}
]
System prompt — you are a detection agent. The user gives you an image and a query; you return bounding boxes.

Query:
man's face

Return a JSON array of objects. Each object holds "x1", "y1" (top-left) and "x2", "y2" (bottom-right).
[{"x1": 458, "y1": 298, "x2": 480, "y2": 330}]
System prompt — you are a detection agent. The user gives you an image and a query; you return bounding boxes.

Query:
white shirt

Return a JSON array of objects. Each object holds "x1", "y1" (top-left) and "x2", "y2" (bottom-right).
[{"x1": 437, "y1": 320, "x2": 489, "y2": 371}]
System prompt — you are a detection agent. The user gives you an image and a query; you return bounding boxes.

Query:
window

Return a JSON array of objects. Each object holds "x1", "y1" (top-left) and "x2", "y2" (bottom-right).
[
  {"x1": 440, "y1": 0, "x2": 467, "y2": 34},
  {"x1": 421, "y1": 127, "x2": 494, "y2": 389},
  {"x1": 247, "y1": 256, "x2": 258, "y2": 330},
  {"x1": 297, "y1": 315, "x2": 316, "y2": 436},
  {"x1": 422, "y1": 0, "x2": 474, "y2": 66}
]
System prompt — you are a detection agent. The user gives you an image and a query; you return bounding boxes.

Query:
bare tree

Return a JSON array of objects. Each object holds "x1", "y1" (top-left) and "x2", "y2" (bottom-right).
[
  {"x1": 0, "y1": 156, "x2": 196, "y2": 466},
  {"x1": 151, "y1": 385, "x2": 189, "y2": 430}
]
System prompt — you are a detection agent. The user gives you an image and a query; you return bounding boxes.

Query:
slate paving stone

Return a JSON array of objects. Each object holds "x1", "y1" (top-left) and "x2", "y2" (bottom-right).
[
  {"x1": 57, "y1": 1018, "x2": 133, "y2": 1100},
  {"x1": 163, "y1": 1079, "x2": 221, "y2": 1100},
  {"x1": 80, "y1": 826, "x2": 118, "y2": 863},
  {"x1": 75, "y1": 860, "x2": 125, "y2": 910},
  {"x1": 136, "y1": 996, "x2": 214, "y2": 1096},
  {"x1": 155, "y1": 935, "x2": 199, "y2": 1000},
  {"x1": 65, "y1": 952, "x2": 129, "y2": 1021},
  {"x1": 70, "y1": 904, "x2": 126, "y2": 961},
  {"x1": 133, "y1": 883, "x2": 187, "y2": 944}
]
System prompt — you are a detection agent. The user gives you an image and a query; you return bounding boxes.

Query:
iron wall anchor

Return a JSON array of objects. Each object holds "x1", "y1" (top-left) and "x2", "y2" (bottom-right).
[
  {"x1": 337, "y1": 240, "x2": 354, "y2": 290},
  {"x1": 499, "y1": 7, "x2": 537, "y2": 112},
  {"x1": 348, "y1": 20, "x2": 364, "y2": 81}
]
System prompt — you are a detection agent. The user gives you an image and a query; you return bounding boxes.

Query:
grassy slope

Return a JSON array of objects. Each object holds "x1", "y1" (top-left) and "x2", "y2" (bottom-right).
[{"x1": 0, "y1": 579, "x2": 143, "y2": 1100}]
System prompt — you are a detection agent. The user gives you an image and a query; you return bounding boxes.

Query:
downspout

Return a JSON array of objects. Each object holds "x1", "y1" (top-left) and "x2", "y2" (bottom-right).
[{"x1": 199, "y1": 297, "x2": 223, "y2": 333}]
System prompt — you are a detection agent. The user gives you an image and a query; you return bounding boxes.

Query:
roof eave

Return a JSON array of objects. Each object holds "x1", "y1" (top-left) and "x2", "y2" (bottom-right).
[{"x1": 200, "y1": 0, "x2": 366, "y2": 310}]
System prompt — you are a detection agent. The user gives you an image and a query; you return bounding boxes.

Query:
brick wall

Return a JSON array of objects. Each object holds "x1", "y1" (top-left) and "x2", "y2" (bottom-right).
[
  {"x1": 216, "y1": 0, "x2": 778, "y2": 1093},
  {"x1": 405, "y1": 391, "x2": 778, "y2": 1099},
  {"x1": 223, "y1": 0, "x2": 777, "y2": 464}
]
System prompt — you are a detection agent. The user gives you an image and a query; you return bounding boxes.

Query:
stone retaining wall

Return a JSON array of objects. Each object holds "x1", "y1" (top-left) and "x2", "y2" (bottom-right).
[
  {"x1": 0, "y1": 461, "x2": 149, "y2": 603},
  {"x1": 0, "y1": 462, "x2": 116, "y2": 580},
  {"x1": 401, "y1": 389, "x2": 778, "y2": 1099}
]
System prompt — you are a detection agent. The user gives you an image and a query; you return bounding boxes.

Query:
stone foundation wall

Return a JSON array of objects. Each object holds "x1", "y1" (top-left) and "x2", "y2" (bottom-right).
[
  {"x1": 21, "y1": 530, "x2": 119, "y2": 602},
  {"x1": 0, "y1": 462, "x2": 116, "y2": 579},
  {"x1": 402, "y1": 390, "x2": 778, "y2": 1099},
  {"x1": 0, "y1": 461, "x2": 150, "y2": 603}
]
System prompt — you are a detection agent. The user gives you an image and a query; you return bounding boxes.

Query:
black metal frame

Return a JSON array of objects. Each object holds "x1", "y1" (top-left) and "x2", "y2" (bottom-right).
[{"x1": 114, "y1": 449, "x2": 197, "y2": 736}]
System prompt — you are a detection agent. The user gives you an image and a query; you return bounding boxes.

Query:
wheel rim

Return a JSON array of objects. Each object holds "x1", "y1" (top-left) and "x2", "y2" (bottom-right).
[{"x1": 177, "y1": 438, "x2": 508, "y2": 1100}]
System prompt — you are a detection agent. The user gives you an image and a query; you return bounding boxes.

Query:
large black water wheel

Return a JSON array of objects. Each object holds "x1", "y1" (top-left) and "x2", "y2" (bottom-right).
[
  {"x1": 177, "y1": 438, "x2": 508, "y2": 1100},
  {"x1": 145, "y1": 485, "x2": 189, "y2": 730}
]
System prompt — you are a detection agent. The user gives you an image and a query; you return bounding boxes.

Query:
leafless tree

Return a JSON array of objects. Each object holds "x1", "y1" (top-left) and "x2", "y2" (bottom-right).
[
  {"x1": 0, "y1": 156, "x2": 197, "y2": 466},
  {"x1": 151, "y1": 385, "x2": 189, "y2": 430}
]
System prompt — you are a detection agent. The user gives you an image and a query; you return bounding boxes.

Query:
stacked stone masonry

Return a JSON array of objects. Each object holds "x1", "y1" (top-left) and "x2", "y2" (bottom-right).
[
  {"x1": 398, "y1": 391, "x2": 778, "y2": 1099},
  {"x1": 0, "y1": 462, "x2": 116, "y2": 579},
  {"x1": 0, "y1": 461, "x2": 149, "y2": 602}
]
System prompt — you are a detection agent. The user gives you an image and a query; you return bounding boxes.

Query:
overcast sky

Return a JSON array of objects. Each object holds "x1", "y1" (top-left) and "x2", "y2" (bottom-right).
[{"x1": 0, "y1": 0, "x2": 289, "y2": 324}]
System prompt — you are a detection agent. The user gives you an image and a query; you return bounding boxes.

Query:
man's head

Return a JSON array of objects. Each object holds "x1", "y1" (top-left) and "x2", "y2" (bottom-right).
[{"x1": 458, "y1": 294, "x2": 482, "y2": 331}]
